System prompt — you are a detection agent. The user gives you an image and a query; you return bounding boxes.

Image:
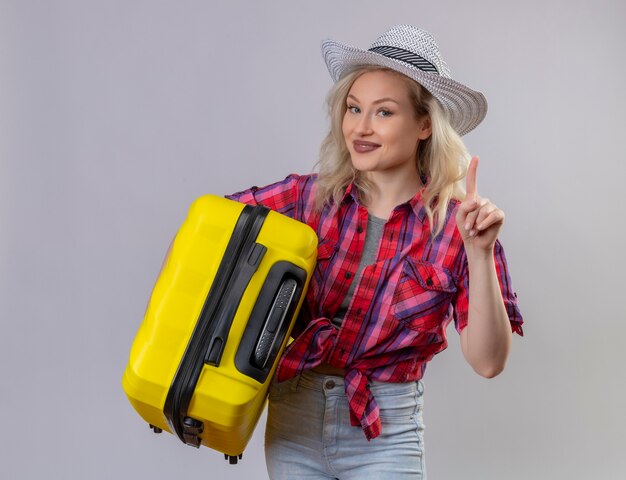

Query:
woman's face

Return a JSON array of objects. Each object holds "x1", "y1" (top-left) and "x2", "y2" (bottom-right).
[{"x1": 342, "y1": 69, "x2": 431, "y2": 178}]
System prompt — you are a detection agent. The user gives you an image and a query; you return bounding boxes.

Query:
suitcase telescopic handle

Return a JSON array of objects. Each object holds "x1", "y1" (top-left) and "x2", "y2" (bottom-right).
[
  {"x1": 163, "y1": 204, "x2": 270, "y2": 448},
  {"x1": 204, "y1": 242, "x2": 267, "y2": 366}
]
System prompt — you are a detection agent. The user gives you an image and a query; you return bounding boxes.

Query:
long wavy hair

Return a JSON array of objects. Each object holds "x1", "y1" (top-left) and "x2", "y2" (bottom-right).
[{"x1": 315, "y1": 65, "x2": 471, "y2": 237}]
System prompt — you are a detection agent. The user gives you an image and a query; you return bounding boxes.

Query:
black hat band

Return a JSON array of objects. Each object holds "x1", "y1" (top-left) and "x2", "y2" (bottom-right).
[{"x1": 368, "y1": 45, "x2": 439, "y2": 74}]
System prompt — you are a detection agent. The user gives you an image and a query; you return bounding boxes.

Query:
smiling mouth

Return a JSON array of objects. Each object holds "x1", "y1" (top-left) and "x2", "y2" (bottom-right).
[{"x1": 353, "y1": 141, "x2": 381, "y2": 153}]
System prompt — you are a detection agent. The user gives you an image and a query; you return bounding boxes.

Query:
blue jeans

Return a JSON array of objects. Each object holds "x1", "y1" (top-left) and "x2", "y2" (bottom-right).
[{"x1": 265, "y1": 370, "x2": 426, "y2": 479}]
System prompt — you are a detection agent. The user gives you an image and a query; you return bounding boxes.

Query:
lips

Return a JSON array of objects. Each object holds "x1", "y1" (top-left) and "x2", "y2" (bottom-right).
[{"x1": 352, "y1": 140, "x2": 381, "y2": 153}]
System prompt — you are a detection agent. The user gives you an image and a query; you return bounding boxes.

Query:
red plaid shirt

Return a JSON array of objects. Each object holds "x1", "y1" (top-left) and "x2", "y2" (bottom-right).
[{"x1": 226, "y1": 173, "x2": 523, "y2": 439}]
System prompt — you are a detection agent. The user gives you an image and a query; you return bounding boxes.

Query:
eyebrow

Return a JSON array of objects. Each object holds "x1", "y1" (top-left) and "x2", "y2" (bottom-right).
[{"x1": 347, "y1": 94, "x2": 400, "y2": 105}]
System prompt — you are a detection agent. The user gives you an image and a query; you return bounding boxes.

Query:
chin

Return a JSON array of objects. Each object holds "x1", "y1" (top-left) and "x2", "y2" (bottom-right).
[{"x1": 350, "y1": 156, "x2": 377, "y2": 173}]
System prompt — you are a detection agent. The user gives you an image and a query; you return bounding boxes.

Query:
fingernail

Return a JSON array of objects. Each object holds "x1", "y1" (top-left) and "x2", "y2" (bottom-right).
[
  {"x1": 469, "y1": 229, "x2": 477, "y2": 237},
  {"x1": 465, "y1": 222, "x2": 470, "y2": 230}
]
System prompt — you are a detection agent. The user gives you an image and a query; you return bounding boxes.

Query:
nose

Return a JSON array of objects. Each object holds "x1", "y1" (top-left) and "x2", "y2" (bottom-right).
[{"x1": 355, "y1": 113, "x2": 374, "y2": 136}]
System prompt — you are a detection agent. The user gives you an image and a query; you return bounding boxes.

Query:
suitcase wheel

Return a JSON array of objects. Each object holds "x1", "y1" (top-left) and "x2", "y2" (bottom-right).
[
  {"x1": 148, "y1": 424, "x2": 163, "y2": 434},
  {"x1": 224, "y1": 453, "x2": 243, "y2": 464}
]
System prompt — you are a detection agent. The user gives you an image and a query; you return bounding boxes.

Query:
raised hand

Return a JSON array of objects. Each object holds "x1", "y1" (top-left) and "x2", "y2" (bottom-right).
[{"x1": 455, "y1": 156, "x2": 505, "y2": 253}]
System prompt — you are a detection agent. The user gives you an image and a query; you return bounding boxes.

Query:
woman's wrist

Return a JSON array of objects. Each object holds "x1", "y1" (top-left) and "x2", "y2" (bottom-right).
[{"x1": 464, "y1": 242, "x2": 495, "y2": 264}]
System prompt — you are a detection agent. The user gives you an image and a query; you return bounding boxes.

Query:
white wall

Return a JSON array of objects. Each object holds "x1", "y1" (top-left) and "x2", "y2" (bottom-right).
[{"x1": 1, "y1": 1, "x2": 625, "y2": 478}]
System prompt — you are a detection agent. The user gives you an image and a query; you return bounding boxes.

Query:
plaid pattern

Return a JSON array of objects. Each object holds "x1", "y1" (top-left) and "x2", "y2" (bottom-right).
[{"x1": 226, "y1": 173, "x2": 523, "y2": 440}]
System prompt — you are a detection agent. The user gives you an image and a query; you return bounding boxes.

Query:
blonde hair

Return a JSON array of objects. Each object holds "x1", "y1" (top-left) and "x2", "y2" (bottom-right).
[{"x1": 315, "y1": 65, "x2": 471, "y2": 237}]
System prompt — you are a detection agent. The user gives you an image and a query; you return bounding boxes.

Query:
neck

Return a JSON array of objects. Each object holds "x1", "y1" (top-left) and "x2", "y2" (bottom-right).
[{"x1": 361, "y1": 169, "x2": 422, "y2": 219}]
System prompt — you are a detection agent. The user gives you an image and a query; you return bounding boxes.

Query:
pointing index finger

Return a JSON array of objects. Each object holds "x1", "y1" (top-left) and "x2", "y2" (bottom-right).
[{"x1": 466, "y1": 156, "x2": 479, "y2": 201}]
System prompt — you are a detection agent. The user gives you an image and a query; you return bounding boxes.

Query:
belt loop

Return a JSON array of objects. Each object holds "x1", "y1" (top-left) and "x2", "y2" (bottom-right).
[{"x1": 416, "y1": 379, "x2": 424, "y2": 396}]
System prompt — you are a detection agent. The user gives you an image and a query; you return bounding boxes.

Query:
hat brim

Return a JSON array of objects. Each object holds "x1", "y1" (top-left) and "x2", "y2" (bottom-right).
[{"x1": 321, "y1": 39, "x2": 487, "y2": 136}]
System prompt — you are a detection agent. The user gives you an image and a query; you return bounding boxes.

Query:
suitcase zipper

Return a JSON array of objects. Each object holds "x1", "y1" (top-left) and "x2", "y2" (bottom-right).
[{"x1": 163, "y1": 204, "x2": 270, "y2": 448}]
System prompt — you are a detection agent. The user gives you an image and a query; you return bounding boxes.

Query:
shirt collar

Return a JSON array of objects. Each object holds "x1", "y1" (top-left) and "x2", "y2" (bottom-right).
[
  {"x1": 408, "y1": 187, "x2": 428, "y2": 223},
  {"x1": 342, "y1": 180, "x2": 428, "y2": 223}
]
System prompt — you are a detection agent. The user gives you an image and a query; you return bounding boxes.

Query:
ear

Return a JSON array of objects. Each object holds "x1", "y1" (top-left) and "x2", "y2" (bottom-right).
[{"x1": 417, "y1": 115, "x2": 432, "y2": 140}]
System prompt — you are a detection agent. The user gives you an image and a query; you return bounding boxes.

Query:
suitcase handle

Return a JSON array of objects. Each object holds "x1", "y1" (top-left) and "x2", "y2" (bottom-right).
[
  {"x1": 234, "y1": 261, "x2": 307, "y2": 383},
  {"x1": 252, "y1": 277, "x2": 298, "y2": 368}
]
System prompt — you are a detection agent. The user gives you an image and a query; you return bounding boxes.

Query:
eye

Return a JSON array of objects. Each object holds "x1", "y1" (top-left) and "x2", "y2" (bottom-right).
[
  {"x1": 347, "y1": 105, "x2": 360, "y2": 114},
  {"x1": 378, "y1": 109, "x2": 392, "y2": 117}
]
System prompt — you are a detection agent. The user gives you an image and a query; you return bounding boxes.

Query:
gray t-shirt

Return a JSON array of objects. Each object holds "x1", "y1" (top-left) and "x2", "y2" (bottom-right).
[{"x1": 331, "y1": 214, "x2": 385, "y2": 328}]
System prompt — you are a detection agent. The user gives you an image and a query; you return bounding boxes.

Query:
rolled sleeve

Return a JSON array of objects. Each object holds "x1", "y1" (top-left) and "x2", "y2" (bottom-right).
[{"x1": 452, "y1": 240, "x2": 524, "y2": 336}]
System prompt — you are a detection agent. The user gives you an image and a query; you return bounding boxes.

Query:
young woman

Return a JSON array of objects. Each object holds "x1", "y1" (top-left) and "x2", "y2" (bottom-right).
[{"x1": 226, "y1": 25, "x2": 523, "y2": 479}]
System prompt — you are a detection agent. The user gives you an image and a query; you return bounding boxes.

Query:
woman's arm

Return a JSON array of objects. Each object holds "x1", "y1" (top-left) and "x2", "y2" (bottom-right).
[
  {"x1": 459, "y1": 247, "x2": 512, "y2": 377},
  {"x1": 456, "y1": 157, "x2": 512, "y2": 378}
]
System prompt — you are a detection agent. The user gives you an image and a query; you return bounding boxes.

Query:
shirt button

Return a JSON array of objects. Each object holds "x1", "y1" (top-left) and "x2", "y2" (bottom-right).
[
  {"x1": 345, "y1": 272, "x2": 352, "y2": 279},
  {"x1": 325, "y1": 380, "x2": 335, "y2": 390},
  {"x1": 426, "y1": 278, "x2": 433, "y2": 286},
  {"x1": 356, "y1": 226, "x2": 363, "y2": 234}
]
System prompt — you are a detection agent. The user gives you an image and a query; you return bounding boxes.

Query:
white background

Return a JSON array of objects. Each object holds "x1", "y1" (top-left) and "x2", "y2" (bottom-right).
[{"x1": 1, "y1": 1, "x2": 625, "y2": 478}]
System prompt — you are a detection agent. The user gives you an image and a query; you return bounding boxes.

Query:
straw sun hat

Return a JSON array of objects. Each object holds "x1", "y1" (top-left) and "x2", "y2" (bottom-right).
[{"x1": 321, "y1": 25, "x2": 487, "y2": 136}]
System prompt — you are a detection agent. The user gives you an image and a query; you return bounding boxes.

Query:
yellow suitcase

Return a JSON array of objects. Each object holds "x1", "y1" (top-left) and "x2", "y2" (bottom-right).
[{"x1": 122, "y1": 195, "x2": 317, "y2": 463}]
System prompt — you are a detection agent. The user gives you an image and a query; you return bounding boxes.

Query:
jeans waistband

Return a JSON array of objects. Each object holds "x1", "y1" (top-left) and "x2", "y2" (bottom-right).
[{"x1": 295, "y1": 370, "x2": 424, "y2": 397}]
